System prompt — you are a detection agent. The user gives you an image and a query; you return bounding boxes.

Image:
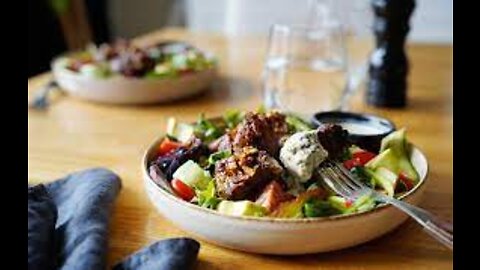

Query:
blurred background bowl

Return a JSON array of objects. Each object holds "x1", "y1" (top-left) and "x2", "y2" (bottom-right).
[{"x1": 51, "y1": 56, "x2": 217, "y2": 105}]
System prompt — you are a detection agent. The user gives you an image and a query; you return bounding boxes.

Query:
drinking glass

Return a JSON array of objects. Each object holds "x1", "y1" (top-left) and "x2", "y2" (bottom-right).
[
  {"x1": 262, "y1": 0, "x2": 374, "y2": 117},
  {"x1": 340, "y1": 0, "x2": 375, "y2": 105},
  {"x1": 262, "y1": 26, "x2": 348, "y2": 118},
  {"x1": 262, "y1": 1, "x2": 349, "y2": 118}
]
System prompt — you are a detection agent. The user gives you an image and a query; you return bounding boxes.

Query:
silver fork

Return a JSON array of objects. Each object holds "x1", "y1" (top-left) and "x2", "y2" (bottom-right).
[{"x1": 318, "y1": 160, "x2": 453, "y2": 250}]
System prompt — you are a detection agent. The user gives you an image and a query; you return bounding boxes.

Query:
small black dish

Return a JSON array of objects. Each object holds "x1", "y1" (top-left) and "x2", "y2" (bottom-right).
[{"x1": 311, "y1": 111, "x2": 396, "y2": 153}]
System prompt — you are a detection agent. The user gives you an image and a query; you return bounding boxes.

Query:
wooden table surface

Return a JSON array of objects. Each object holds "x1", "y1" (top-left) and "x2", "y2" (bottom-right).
[{"x1": 28, "y1": 28, "x2": 453, "y2": 269}]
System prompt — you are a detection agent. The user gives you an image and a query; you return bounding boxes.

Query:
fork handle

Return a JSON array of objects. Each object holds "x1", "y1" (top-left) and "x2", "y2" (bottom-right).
[{"x1": 376, "y1": 193, "x2": 453, "y2": 250}]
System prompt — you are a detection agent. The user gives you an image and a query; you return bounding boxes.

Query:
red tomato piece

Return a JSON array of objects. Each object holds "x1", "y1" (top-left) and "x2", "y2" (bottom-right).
[
  {"x1": 158, "y1": 138, "x2": 182, "y2": 156},
  {"x1": 343, "y1": 158, "x2": 361, "y2": 170},
  {"x1": 345, "y1": 199, "x2": 353, "y2": 208},
  {"x1": 171, "y1": 179, "x2": 195, "y2": 201},
  {"x1": 398, "y1": 172, "x2": 414, "y2": 191},
  {"x1": 352, "y1": 151, "x2": 376, "y2": 165}
]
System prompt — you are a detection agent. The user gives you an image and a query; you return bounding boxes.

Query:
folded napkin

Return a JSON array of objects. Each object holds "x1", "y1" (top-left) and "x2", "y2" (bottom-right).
[{"x1": 28, "y1": 168, "x2": 200, "y2": 270}]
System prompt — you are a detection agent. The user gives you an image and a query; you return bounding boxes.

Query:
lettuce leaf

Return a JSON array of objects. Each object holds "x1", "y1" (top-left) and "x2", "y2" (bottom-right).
[{"x1": 196, "y1": 180, "x2": 221, "y2": 209}]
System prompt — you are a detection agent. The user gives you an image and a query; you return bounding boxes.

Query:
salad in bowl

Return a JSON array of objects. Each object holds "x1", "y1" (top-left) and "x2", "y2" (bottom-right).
[
  {"x1": 55, "y1": 39, "x2": 216, "y2": 80},
  {"x1": 50, "y1": 40, "x2": 218, "y2": 104},
  {"x1": 147, "y1": 109, "x2": 420, "y2": 219}
]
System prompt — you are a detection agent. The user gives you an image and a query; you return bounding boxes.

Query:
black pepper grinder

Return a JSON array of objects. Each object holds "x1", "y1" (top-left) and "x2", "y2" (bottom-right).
[{"x1": 366, "y1": 0, "x2": 416, "y2": 108}]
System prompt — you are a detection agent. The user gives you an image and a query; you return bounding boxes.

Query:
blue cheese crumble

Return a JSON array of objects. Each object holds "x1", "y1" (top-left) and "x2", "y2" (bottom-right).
[{"x1": 279, "y1": 130, "x2": 328, "y2": 182}]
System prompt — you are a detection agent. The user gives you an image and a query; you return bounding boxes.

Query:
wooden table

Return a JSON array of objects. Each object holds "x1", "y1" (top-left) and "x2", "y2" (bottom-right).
[{"x1": 28, "y1": 28, "x2": 453, "y2": 269}]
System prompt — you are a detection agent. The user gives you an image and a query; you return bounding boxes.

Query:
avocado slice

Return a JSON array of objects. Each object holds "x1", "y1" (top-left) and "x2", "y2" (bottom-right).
[
  {"x1": 366, "y1": 148, "x2": 398, "y2": 172},
  {"x1": 217, "y1": 200, "x2": 267, "y2": 217},
  {"x1": 367, "y1": 129, "x2": 419, "y2": 182},
  {"x1": 328, "y1": 194, "x2": 376, "y2": 214},
  {"x1": 328, "y1": 196, "x2": 351, "y2": 213},
  {"x1": 366, "y1": 167, "x2": 397, "y2": 197},
  {"x1": 353, "y1": 194, "x2": 376, "y2": 212}
]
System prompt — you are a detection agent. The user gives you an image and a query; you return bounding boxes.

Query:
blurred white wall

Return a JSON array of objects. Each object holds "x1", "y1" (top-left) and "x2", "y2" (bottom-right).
[
  {"x1": 109, "y1": 0, "x2": 452, "y2": 44},
  {"x1": 410, "y1": 0, "x2": 452, "y2": 43}
]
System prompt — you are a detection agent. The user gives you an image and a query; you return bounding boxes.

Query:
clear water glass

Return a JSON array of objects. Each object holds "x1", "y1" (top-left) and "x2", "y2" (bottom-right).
[{"x1": 262, "y1": 22, "x2": 349, "y2": 118}]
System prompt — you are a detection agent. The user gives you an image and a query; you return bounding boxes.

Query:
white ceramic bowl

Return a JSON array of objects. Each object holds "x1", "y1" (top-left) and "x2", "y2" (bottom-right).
[
  {"x1": 51, "y1": 58, "x2": 217, "y2": 105},
  {"x1": 142, "y1": 136, "x2": 428, "y2": 255}
]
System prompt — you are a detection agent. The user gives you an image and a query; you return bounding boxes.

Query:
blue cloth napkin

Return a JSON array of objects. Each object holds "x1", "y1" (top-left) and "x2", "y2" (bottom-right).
[{"x1": 28, "y1": 168, "x2": 200, "y2": 270}]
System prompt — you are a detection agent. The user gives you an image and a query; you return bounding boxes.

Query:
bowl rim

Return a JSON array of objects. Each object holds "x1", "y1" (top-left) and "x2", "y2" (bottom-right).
[{"x1": 142, "y1": 128, "x2": 429, "y2": 224}]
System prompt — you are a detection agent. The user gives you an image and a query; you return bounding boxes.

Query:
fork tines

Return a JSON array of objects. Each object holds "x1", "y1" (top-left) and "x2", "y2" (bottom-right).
[{"x1": 318, "y1": 160, "x2": 370, "y2": 199}]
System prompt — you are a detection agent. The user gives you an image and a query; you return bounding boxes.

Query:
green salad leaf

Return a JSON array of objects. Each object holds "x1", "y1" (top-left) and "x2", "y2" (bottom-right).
[
  {"x1": 350, "y1": 166, "x2": 375, "y2": 188},
  {"x1": 256, "y1": 105, "x2": 267, "y2": 114},
  {"x1": 303, "y1": 198, "x2": 340, "y2": 217},
  {"x1": 285, "y1": 114, "x2": 314, "y2": 132},
  {"x1": 223, "y1": 109, "x2": 245, "y2": 129},
  {"x1": 194, "y1": 114, "x2": 224, "y2": 142},
  {"x1": 328, "y1": 194, "x2": 377, "y2": 214},
  {"x1": 146, "y1": 63, "x2": 178, "y2": 79},
  {"x1": 352, "y1": 193, "x2": 376, "y2": 213},
  {"x1": 196, "y1": 180, "x2": 221, "y2": 209},
  {"x1": 207, "y1": 150, "x2": 232, "y2": 167}
]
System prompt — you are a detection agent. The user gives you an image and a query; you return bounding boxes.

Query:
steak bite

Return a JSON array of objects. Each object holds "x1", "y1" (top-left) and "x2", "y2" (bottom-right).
[
  {"x1": 316, "y1": 124, "x2": 351, "y2": 159},
  {"x1": 220, "y1": 111, "x2": 289, "y2": 157},
  {"x1": 214, "y1": 146, "x2": 283, "y2": 200},
  {"x1": 209, "y1": 129, "x2": 235, "y2": 153},
  {"x1": 255, "y1": 180, "x2": 294, "y2": 212}
]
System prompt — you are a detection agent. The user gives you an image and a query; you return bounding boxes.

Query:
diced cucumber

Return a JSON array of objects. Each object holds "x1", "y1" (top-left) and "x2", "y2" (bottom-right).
[
  {"x1": 172, "y1": 160, "x2": 211, "y2": 190},
  {"x1": 166, "y1": 117, "x2": 195, "y2": 143},
  {"x1": 217, "y1": 200, "x2": 267, "y2": 217}
]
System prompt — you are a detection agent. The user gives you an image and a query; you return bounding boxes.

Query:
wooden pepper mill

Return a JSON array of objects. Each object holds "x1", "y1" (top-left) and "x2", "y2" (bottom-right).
[{"x1": 366, "y1": 0, "x2": 416, "y2": 108}]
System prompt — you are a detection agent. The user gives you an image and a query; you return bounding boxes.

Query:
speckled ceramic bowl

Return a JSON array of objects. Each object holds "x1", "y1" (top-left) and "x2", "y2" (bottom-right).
[
  {"x1": 51, "y1": 55, "x2": 217, "y2": 105},
  {"x1": 142, "y1": 135, "x2": 428, "y2": 255}
]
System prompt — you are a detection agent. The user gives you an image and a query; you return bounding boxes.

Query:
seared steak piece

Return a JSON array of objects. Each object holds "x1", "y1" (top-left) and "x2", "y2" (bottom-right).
[
  {"x1": 217, "y1": 111, "x2": 289, "y2": 157},
  {"x1": 208, "y1": 130, "x2": 234, "y2": 153},
  {"x1": 255, "y1": 180, "x2": 294, "y2": 212},
  {"x1": 215, "y1": 146, "x2": 283, "y2": 200},
  {"x1": 316, "y1": 124, "x2": 351, "y2": 159}
]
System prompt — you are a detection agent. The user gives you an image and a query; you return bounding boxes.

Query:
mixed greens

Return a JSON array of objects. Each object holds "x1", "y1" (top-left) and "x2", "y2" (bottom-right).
[
  {"x1": 148, "y1": 109, "x2": 420, "y2": 219},
  {"x1": 56, "y1": 40, "x2": 216, "y2": 79}
]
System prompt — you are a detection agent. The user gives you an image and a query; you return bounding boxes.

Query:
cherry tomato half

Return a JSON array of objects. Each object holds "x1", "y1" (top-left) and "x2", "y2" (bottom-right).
[
  {"x1": 344, "y1": 159, "x2": 361, "y2": 170},
  {"x1": 345, "y1": 199, "x2": 353, "y2": 208},
  {"x1": 158, "y1": 138, "x2": 182, "y2": 156},
  {"x1": 171, "y1": 179, "x2": 195, "y2": 201},
  {"x1": 343, "y1": 151, "x2": 377, "y2": 170},
  {"x1": 352, "y1": 151, "x2": 376, "y2": 165},
  {"x1": 398, "y1": 172, "x2": 414, "y2": 191}
]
